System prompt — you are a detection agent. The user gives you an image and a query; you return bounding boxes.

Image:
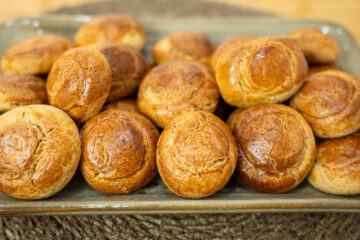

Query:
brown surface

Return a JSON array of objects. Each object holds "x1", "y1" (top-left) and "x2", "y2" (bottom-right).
[
  {"x1": 0, "y1": 75, "x2": 47, "y2": 112},
  {"x1": 92, "y1": 42, "x2": 148, "y2": 102},
  {"x1": 232, "y1": 104, "x2": 316, "y2": 193},
  {"x1": 0, "y1": 105, "x2": 80, "y2": 199},
  {"x1": 75, "y1": 14, "x2": 146, "y2": 50},
  {"x1": 288, "y1": 27, "x2": 340, "y2": 64},
  {"x1": 291, "y1": 70, "x2": 360, "y2": 138},
  {"x1": 157, "y1": 111, "x2": 237, "y2": 198},
  {"x1": 307, "y1": 64, "x2": 341, "y2": 78},
  {"x1": 46, "y1": 47, "x2": 112, "y2": 123},
  {"x1": 102, "y1": 98, "x2": 139, "y2": 112},
  {"x1": 153, "y1": 31, "x2": 214, "y2": 65},
  {"x1": 80, "y1": 110, "x2": 159, "y2": 194},
  {"x1": 1, "y1": 34, "x2": 73, "y2": 75},
  {"x1": 308, "y1": 134, "x2": 360, "y2": 195},
  {"x1": 137, "y1": 61, "x2": 219, "y2": 128},
  {"x1": 210, "y1": 35, "x2": 256, "y2": 70},
  {"x1": 216, "y1": 37, "x2": 308, "y2": 107}
]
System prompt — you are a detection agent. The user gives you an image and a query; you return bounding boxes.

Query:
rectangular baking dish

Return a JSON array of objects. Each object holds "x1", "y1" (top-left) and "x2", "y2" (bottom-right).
[{"x1": 0, "y1": 15, "x2": 359, "y2": 215}]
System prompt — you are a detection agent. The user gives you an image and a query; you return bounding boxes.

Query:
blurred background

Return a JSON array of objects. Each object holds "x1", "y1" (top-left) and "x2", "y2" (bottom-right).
[{"x1": 0, "y1": 0, "x2": 359, "y2": 44}]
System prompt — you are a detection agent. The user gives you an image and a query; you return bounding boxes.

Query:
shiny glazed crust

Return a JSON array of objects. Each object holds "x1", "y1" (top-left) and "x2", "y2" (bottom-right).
[
  {"x1": 92, "y1": 42, "x2": 148, "y2": 102},
  {"x1": 232, "y1": 104, "x2": 316, "y2": 193},
  {"x1": 156, "y1": 111, "x2": 237, "y2": 198},
  {"x1": 46, "y1": 47, "x2": 112, "y2": 123},
  {"x1": 102, "y1": 98, "x2": 139, "y2": 112},
  {"x1": 288, "y1": 27, "x2": 340, "y2": 64},
  {"x1": 0, "y1": 75, "x2": 47, "y2": 112},
  {"x1": 1, "y1": 34, "x2": 73, "y2": 75},
  {"x1": 137, "y1": 61, "x2": 219, "y2": 128},
  {"x1": 290, "y1": 70, "x2": 360, "y2": 138},
  {"x1": 75, "y1": 14, "x2": 146, "y2": 50},
  {"x1": 153, "y1": 32, "x2": 214, "y2": 65},
  {"x1": 80, "y1": 110, "x2": 159, "y2": 194},
  {"x1": 308, "y1": 134, "x2": 360, "y2": 195},
  {"x1": 0, "y1": 105, "x2": 81, "y2": 199},
  {"x1": 215, "y1": 37, "x2": 308, "y2": 107},
  {"x1": 210, "y1": 36, "x2": 256, "y2": 70},
  {"x1": 307, "y1": 64, "x2": 341, "y2": 79}
]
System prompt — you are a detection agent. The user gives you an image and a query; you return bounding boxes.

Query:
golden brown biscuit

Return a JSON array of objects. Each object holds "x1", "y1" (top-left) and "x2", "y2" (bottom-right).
[
  {"x1": 157, "y1": 111, "x2": 237, "y2": 198},
  {"x1": 288, "y1": 27, "x2": 340, "y2": 64},
  {"x1": 210, "y1": 36, "x2": 256, "y2": 70},
  {"x1": 92, "y1": 42, "x2": 148, "y2": 102},
  {"x1": 137, "y1": 61, "x2": 219, "y2": 128},
  {"x1": 80, "y1": 110, "x2": 159, "y2": 194},
  {"x1": 153, "y1": 31, "x2": 214, "y2": 65},
  {"x1": 75, "y1": 14, "x2": 146, "y2": 50},
  {"x1": 0, "y1": 75, "x2": 47, "y2": 112},
  {"x1": 232, "y1": 104, "x2": 316, "y2": 193},
  {"x1": 1, "y1": 34, "x2": 73, "y2": 75},
  {"x1": 216, "y1": 37, "x2": 308, "y2": 107},
  {"x1": 0, "y1": 105, "x2": 81, "y2": 199},
  {"x1": 102, "y1": 98, "x2": 139, "y2": 112},
  {"x1": 290, "y1": 70, "x2": 360, "y2": 138},
  {"x1": 213, "y1": 97, "x2": 233, "y2": 121},
  {"x1": 307, "y1": 64, "x2": 341, "y2": 79},
  {"x1": 46, "y1": 47, "x2": 112, "y2": 123},
  {"x1": 308, "y1": 134, "x2": 360, "y2": 195}
]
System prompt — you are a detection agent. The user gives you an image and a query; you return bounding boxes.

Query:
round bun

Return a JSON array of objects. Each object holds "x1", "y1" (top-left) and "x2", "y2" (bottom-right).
[
  {"x1": 1, "y1": 34, "x2": 73, "y2": 75},
  {"x1": 157, "y1": 111, "x2": 237, "y2": 198},
  {"x1": 216, "y1": 37, "x2": 308, "y2": 107},
  {"x1": 210, "y1": 36, "x2": 255, "y2": 70},
  {"x1": 0, "y1": 75, "x2": 47, "y2": 112},
  {"x1": 138, "y1": 61, "x2": 219, "y2": 128},
  {"x1": 290, "y1": 70, "x2": 360, "y2": 138},
  {"x1": 103, "y1": 98, "x2": 139, "y2": 112},
  {"x1": 80, "y1": 110, "x2": 159, "y2": 194},
  {"x1": 308, "y1": 134, "x2": 360, "y2": 195},
  {"x1": 92, "y1": 42, "x2": 148, "y2": 102},
  {"x1": 232, "y1": 104, "x2": 316, "y2": 193},
  {"x1": 75, "y1": 14, "x2": 146, "y2": 50},
  {"x1": 288, "y1": 27, "x2": 340, "y2": 64},
  {"x1": 307, "y1": 64, "x2": 341, "y2": 79},
  {"x1": 0, "y1": 105, "x2": 81, "y2": 199},
  {"x1": 46, "y1": 47, "x2": 112, "y2": 123},
  {"x1": 153, "y1": 31, "x2": 214, "y2": 65}
]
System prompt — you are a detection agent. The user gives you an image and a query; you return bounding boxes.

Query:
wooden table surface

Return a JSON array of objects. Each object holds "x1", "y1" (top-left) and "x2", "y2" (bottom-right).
[{"x1": 0, "y1": 0, "x2": 359, "y2": 45}]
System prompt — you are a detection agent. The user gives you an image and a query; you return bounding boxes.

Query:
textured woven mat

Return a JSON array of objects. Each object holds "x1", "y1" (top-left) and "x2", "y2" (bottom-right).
[{"x1": 1, "y1": 0, "x2": 359, "y2": 239}]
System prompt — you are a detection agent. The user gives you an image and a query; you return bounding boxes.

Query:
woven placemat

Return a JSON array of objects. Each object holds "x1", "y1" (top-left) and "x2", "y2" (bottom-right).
[{"x1": 1, "y1": 0, "x2": 359, "y2": 239}]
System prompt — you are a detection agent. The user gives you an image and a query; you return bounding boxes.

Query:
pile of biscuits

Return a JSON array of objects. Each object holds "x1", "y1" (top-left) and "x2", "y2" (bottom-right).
[{"x1": 0, "y1": 14, "x2": 359, "y2": 200}]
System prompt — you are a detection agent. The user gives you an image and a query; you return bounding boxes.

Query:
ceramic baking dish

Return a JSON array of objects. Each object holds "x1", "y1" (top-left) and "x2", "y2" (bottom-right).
[{"x1": 0, "y1": 15, "x2": 359, "y2": 215}]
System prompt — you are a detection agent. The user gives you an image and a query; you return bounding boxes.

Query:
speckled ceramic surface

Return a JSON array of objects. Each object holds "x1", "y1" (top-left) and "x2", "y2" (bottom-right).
[{"x1": 0, "y1": 15, "x2": 359, "y2": 215}]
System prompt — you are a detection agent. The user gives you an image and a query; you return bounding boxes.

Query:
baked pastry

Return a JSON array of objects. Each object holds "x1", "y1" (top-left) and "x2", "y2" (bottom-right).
[
  {"x1": 290, "y1": 70, "x2": 360, "y2": 138},
  {"x1": 153, "y1": 31, "x2": 214, "y2": 65},
  {"x1": 216, "y1": 37, "x2": 308, "y2": 107},
  {"x1": 288, "y1": 27, "x2": 340, "y2": 64},
  {"x1": 0, "y1": 105, "x2": 81, "y2": 199},
  {"x1": 80, "y1": 110, "x2": 159, "y2": 194},
  {"x1": 307, "y1": 64, "x2": 341, "y2": 79},
  {"x1": 137, "y1": 61, "x2": 219, "y2": 128},
  {"x1": 210, "y1": 36, "x2": 255, "y2": 70},
  {"x1": 232, "y1": 104, "x2": 316, "y2": 193},
  {"x1": 157, "y1": 111, "x2": 237, "y2": 198},
  {"x1": 46, "y1": 47, "x2": 112, "y2": 123},
  {"x1": 213, "y1": 97, "x2": 233, "y2": 121},
  {"x1": 308, "y1": 134, "x2": 360, "y2": 195},
  {"x1": 1, "y1": 34, "x2": 73, "y2": 75},
  {"x1": 92, "y1": 42, "x2": 148, "y2": 102},
  {"x1": 102, "y1": 98, "x2": 139, "y2": 112},
  {"x1": 75, "y1": 14, "x2": 146, "y2": 50},
  {"x1": 0, "y1": 75, "x2": 47, "y2": 112}
]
